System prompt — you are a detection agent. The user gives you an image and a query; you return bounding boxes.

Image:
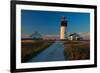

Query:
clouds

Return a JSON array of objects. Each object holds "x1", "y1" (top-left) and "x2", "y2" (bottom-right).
[
  {"x1": 22, "y1": 32, "x2": 90, "y2": 40},
  {"x1": 78, "y1": 32, "x2": 90, "y2": 40},
  {"x1": 21, "y1": 10, "x2": 90, "y2": 35}
]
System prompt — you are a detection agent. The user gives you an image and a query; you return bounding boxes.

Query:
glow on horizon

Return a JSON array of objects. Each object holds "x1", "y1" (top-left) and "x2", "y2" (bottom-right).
[{"x1": 21, "y1": 10, "x2": 90, "y2": 36}]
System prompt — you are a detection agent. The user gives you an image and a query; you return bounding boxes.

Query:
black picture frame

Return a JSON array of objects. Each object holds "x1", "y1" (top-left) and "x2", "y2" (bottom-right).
[{"x1": 10, "y1": 0, "x2": 97, "y2": 73}]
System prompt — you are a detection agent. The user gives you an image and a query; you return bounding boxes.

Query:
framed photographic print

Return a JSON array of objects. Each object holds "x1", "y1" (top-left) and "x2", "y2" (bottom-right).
[{"x1": 10, "y1": 0, "x2": 97, "y2": 73}]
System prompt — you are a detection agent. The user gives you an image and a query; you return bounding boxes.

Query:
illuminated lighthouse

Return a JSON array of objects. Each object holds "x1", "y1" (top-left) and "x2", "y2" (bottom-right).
[{"x1": 60, "y1": 16, "x2": 67, "y2": 39}]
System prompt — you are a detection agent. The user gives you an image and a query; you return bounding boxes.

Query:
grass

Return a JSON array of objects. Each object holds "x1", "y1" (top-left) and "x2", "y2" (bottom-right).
[
  {"x1": 21, "y1": 40, "x2": 55, "y2": 62},
  {"x1": 64, "y1": 40, "x2": 90, "y2": 60}
]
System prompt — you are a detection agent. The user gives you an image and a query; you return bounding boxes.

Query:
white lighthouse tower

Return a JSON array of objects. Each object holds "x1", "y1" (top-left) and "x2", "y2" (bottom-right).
[{"x1": 60, "y1": 16, "x2": 67, "y2": 39}]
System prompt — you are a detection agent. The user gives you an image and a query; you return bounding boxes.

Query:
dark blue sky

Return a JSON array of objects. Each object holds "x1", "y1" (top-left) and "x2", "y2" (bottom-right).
[{"x1": 21, "y1": 10, "x2": 90, "y2": 35}]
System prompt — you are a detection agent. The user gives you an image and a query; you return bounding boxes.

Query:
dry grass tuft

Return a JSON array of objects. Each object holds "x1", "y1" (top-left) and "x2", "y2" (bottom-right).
[
  {"x1": 21, "y1": 40, "x2": 54, "y2": 62},
  {"x1": 64, "y1": 40, "x2": 90, "y2": 60}
]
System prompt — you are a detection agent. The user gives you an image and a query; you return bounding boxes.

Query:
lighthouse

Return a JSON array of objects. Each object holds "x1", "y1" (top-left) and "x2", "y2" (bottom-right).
[{"x1": 60, "y1": 16, "x2": 67, "y2": 39}]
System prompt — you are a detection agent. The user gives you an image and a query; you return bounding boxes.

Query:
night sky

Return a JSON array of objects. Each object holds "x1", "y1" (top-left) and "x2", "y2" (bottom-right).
[{"x1": 21, "y1": 10, "x2": 90, "y2": 36}]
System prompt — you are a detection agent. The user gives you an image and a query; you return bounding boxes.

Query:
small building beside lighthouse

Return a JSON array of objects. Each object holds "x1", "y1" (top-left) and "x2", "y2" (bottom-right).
[{"x1": 60, "y1": 16, "x2": 67, "y2": 39}]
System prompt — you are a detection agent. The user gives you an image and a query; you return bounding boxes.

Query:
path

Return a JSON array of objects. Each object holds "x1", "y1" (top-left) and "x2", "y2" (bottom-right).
[{"x1": 28, "y1": 41, "x2": 65, "y2": 62}]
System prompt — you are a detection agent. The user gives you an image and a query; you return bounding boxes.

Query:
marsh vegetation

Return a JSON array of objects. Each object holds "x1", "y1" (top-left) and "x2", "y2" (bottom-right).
[
  {"x1": 21, "y1": 39, "x2": 90, "y2": 62},
  {"x1": 21, "y1": 40, "x2": 55, "y2": 62},
  {"x1": 63, "y1": 40, "x2": 90, "y2": 60}
]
